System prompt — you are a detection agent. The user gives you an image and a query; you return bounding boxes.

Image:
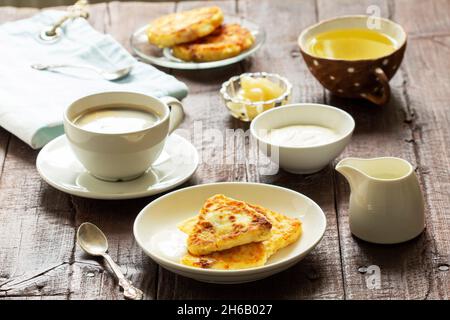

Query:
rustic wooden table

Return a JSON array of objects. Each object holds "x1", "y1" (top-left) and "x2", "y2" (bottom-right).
[{"x1": 0, "y1": 0, "x2": 449, "y2": 300}]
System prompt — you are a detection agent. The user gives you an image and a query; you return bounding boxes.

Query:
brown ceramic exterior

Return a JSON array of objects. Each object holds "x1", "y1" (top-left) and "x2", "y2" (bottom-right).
[{"x1": 299, "y1": 16, "x2": 407, "y2": 105}]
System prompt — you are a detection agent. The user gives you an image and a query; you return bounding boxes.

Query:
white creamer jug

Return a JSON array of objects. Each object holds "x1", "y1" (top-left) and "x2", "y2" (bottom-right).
[{"x1": 336, "y1": 157, "x2": 425, "y2": 244}]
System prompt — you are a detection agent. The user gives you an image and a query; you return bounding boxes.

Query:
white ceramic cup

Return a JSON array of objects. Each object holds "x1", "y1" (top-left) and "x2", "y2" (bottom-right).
[{"x1": 63, "y1": 92, "x2": 184, "y2": 181}]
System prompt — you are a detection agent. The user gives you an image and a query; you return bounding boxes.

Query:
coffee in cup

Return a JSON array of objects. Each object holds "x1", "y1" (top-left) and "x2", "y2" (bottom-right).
[{"x1": 73, "y1": 104, "x2": 161, "y2": 134}]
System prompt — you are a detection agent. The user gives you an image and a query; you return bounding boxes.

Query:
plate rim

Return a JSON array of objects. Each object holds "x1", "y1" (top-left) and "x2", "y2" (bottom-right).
[
  {"x1": 36, "y1": 134, "x2": 199, "y2": 200},
  {"x1": 133, "y1": 182, "x2": 327, "y2": 275},
  {"x1": 129, "y1": 16, "x2": 266, "y2": 70}
]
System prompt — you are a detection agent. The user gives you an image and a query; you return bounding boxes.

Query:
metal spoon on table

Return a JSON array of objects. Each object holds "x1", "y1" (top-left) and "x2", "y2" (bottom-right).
[
  {"x1": 77, "y1": 222, "x2": 143, "y2": 300},
  {"x1": 31, "y1": 63, "x2": 132, "y2": 81}
]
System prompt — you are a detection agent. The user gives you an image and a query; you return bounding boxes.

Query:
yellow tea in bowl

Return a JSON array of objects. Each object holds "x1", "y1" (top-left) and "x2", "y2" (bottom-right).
[
  {"x1": 298, "y1": 16, "x2": 407, "y2": 105},
  {"x1": 307, "y1": 28, "x2": 396, "y2": 60}
]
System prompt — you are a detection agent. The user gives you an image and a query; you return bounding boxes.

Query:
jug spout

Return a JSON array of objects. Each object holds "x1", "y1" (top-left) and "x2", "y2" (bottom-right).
[{"x1": 335, "y1": 158, "x2": 368, "y2": 191}]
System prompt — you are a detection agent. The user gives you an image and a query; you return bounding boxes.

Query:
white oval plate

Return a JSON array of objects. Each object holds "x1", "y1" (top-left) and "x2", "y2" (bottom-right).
[
  {"x1": 36, "y1": 134, "x2": 199, "y2": 200},
  {"x1": 130, "y1": 16, "x2": 265, "y2": 70},
  {"x1": 133, "y1": 182, "x2": 326, "y2": 284}
]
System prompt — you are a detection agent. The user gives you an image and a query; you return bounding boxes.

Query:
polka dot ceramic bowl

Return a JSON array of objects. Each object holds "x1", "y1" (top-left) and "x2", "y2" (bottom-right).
[{"x1": 298, "y1": 15, "x2": 407, "y2": 105}]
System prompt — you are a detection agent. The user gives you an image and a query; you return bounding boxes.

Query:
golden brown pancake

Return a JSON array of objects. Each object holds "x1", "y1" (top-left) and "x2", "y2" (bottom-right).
[
  {"x1": 181, "y1": 242, "x2": 268, "y2": 270},
  {"x1": 178, "y1": 199, "x2": 302, "y2": 270},
  {"x1": 186, "y1": 194, "x2": 272, "y2": 256},
  {"x1": 172, "y1": 24, "x2": 255, "y2": 62},
  {"x1": 147, "y1": 6, "x2": 224, "y2": 47}
]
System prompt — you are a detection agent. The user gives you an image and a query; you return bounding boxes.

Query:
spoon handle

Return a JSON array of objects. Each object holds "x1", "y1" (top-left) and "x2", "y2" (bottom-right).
[
  {"x1": 102, "y1": 253, "x2": 144, "y2": 300},
  {"x1": 31, "y1": 63, "x2": 103, "y2": 75}
]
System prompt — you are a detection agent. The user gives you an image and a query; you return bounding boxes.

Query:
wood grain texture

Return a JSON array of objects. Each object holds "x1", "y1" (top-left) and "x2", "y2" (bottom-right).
[
  {"x1": 320, "y1": 0, "x2": 450, "y2": 299},
  {"x1": 394, "y1": 0, "x2": 450, "y2": 299},
  {"x1": 394, "y1": 0, "x2": 450, "y2": 37},
  {"x1": 155, "y1": 0, "x2": 345, "y2": 300},
  {"x1": 67, "y1": 1, "x2": 177, "y2": 300},
  {"x1": 0, "y1": 0, "x2": 449, "y2": 300},
  {"x1": 107, "y1": 1, "x2": 176, "y2": 51},
  {"x1": 319, "y1": 0, "x2": 424, "y2": 300},
  {"x1": 69, "y1": 197, "x2": 160, "y2": 300},
  {"x1": 0, "y1": 137, "x2": 75, "y2": 298}
]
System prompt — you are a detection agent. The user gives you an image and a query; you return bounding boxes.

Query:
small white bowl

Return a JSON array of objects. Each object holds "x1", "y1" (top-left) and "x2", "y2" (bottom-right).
[
  {"x1": 133, "y1": 182, "x2": 326, "y2": 284},
  {"x1": 250, "y1": 103, "x2": 355, "y2": 174}
]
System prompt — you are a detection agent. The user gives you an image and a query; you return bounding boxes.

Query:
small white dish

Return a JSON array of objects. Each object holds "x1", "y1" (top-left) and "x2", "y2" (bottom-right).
[
  {"x1": 133, "y1": 182, "x2": 326, "y2": 284},
  {"x1": 220, "y1": 72, "x2": 292, "y2": 122},
  {"x1": 250, "y1": 103, "x2": 355, "y2": 174},
  {"x1": 36, "y1": 134, "x2": 199, "y2": 200},
  {"x1": 130, "y1": 16, "x2": 265, "y2": 70}
]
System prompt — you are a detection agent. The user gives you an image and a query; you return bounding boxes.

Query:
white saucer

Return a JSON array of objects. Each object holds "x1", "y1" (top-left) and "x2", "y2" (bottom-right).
[{"x1": 36, "y1": 134, "x2": 199, "y2": 200}]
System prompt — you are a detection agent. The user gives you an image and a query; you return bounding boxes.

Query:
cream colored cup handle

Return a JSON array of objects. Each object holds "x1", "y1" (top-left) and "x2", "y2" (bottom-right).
[
  {"x1": 160, "y1": 96, "x2": 185, "y2": 134},
  {"x1": 365, "y1": 68, "x2": 391, "y2": 105}
]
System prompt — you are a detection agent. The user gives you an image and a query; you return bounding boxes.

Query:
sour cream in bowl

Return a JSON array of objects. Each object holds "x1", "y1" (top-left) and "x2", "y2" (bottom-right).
[{"x1": 250, "y1": 103, "x2": 355, "y2": 174}]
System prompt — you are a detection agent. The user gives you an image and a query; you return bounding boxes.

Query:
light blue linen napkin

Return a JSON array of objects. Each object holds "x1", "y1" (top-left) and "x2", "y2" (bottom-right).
[{"x1": 0, "y1": 10, "x2": 188, "y2": 149}]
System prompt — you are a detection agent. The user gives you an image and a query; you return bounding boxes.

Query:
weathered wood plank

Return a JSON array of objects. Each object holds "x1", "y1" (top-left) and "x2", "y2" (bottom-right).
[
  {"x1": 85, "y1": 2, "x2": 110, "y2": 33},
  {"x1": 0, "y1": 6, "x2": 38, "y2": 22},
  {"x1": 0, "y1": 0, "x2": 449, "y2": 300},
  {"x1": 154, "y1": 0, "x2": 345, "y2": 300},
  {"x1": 0, "y1": 4, "x2": 108, "y2": 300},
  {"x1": 0, "y1": 137, "x2": 75, "y2": 298},
  {"x1": 394, "y1": 0, "x2": 450, "y2": 37},
  {"x1": 394, "y1": 0, "x2": 450, "y2": 298},
  {"x1": 321, "y1": 0, "x2": 422, "y2": 300},
  {"x1": 318, "y1": 0, "x2": 448, "y2": 299},
  {"x1": 0, "y1": 7, "x2": 67, "y2": 297},
  {"x1": 66, "y1": 1, "x2": 176, "y2": 300},
  {"x1": 0, "y1": 3, "x2": 108, "y2": 30},
  {"x1": 236, "y1": 0, "x2": 342, "y2": 300},
  {"x1": 168, "y1": 0, "x2": 243, "y2": 186},
  {"x1": 69, "y1": 197, "x2": 160, "y2": 300},
  {"x1": 318, "y1": 0, "x2": 389, "y2": 17},
  {"x1": 0, "y1": 6, "x2": 77, "y2": 300},
  {"x1": 106, "y1": 1, "x2": 176, "y2": 52},
  {"x1": 1, "y1": 295, "x2": 67, "y2": 300}
]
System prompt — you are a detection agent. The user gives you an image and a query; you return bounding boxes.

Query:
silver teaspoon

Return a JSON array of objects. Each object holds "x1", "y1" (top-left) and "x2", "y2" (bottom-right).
[
  {"x1": 31, "y1": 63, "x2": 132, "y2": 81},
  {"x1": 77, "y1": 222, "x2": 143, "y2": 300}
]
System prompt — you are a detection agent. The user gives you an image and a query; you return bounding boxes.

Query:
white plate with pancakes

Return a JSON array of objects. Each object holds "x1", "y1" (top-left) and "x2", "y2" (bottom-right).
[
  {"x1": 133, "y1": 182, "x2": 326, "y2": 284},
  {"x1": 130, "y1": 15, "x2": 265, "y2": 70}
]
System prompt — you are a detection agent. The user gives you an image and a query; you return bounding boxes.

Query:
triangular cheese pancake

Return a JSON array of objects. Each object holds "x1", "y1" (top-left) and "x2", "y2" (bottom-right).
[
  {"x1": 186, "y1": 194, "x2": 272, "y2": 255},
  {"x1": 181, "y1": 242, "x2": 268, "y2": 270},
  {"x1": 248, "y1": 204, "x2": 302, "y2": 257},
  {"x1": 178, "y1": 200, "x2": 302, "y2": 270}
]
